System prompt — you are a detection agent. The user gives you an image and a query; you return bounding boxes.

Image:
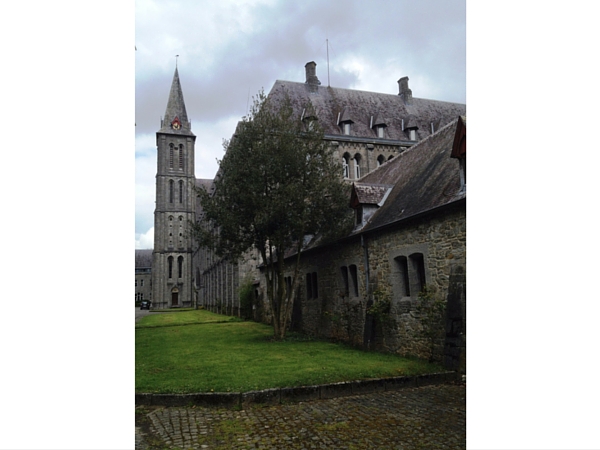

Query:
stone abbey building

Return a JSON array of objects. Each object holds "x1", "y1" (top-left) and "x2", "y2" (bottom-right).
[{"x1": 150, "y1": 62, "x2": 466, "y2": 369}]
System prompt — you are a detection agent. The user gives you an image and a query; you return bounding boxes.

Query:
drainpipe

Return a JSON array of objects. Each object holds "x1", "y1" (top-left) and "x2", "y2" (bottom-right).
[
  {"x1": 361, "y1": 234, "x2": 370, "y2": 300},
  {"x1": 361, "y1": 233, "x2": 373, "y2": 350}
]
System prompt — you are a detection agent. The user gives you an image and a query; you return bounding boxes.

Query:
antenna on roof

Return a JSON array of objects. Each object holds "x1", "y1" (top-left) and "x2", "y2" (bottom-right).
[
  {"x1": 246, "y1": 87, "x2": 250, "y2": 115},
  {"x1": 326, "y1": 39, "x2": 330, "y2": 87}
]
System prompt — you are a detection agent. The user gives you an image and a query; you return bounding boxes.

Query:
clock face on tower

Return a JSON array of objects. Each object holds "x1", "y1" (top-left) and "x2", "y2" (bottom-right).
[{"x1": 171, "y1": 117, "x2": 181, "y2": 130}]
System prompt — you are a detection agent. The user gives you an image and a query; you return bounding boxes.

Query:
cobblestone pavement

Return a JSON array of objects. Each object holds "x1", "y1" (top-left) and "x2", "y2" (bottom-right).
[{"x1": 135, "y1": 383, "x2": 465, "y2": 449}]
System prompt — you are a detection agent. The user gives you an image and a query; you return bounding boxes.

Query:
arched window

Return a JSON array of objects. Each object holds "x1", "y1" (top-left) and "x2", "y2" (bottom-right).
[
  {"x1": 377, "y1": 155, "x2": 385, "y2": 167},
  {"x1": 168, "y1": 256, "x2": 173, "y2": 279},
  {"x1": 178, "y1": 256, "x2": 183, "y2": 278},
  {"x1": 179, "y1": 144, "x2": 184, "y2": 169},
  {"x1": 169, "y1": 180, "x2": 174, "y2": 203},
  {"x1": 342, "y1": 153, "x2": 350, "y2": 179},
  {"x1": 169, "y1": 143, "x2": 174, "y2": 169},
  {"x1": 354, "y1": 154, "x2": 361, "y2": 179},
  {"x1": 178, "y1": 180, "x2": 183, "y2": 203}
]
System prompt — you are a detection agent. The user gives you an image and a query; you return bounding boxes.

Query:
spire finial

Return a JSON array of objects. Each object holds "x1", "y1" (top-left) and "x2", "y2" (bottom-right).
[{"x1": 176, "y1": 54, "x2": 179, "y2": 68}]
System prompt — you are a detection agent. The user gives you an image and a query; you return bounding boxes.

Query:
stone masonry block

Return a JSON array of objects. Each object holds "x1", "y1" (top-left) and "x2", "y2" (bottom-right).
[
  {"x1": 242, "y1": 388, "x2": 281, "y2": 407},
  {"x1": 385, "y1": 376, "x2": 417, "y2": 391},
  {"x1": 351, "y1": 378, "x2": 386, "y2": 395},
  {"x1": 320, "y1": 382, "x2": 353, "y2": 399},
  {"x1": 280, "y1": 385, "x2": 320, "y2": 404}
]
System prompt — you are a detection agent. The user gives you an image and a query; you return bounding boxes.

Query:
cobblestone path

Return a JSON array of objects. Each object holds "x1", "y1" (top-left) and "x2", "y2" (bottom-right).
[{"x1": 136, "y1": 383, "x2": 465, "y2": 449}]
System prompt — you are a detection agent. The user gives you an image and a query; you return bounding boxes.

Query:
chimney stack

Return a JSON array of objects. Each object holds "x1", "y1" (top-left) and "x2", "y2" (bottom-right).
[
  {"x1": 398, "y1": 76, "x2": 413, "y2": 105},
  {"x1": 305, "y1": 61, "x2": 321, "y2": 87}
]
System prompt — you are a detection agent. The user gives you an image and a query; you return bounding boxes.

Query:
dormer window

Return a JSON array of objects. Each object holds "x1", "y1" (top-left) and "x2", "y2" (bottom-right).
[
  {"x1": 338, "y1": 107, "x2": 354, "y2": 136},
  {"x1": 451, "y1": 116, "x2": 467, "y2": 193},
  {"x1": 403, "y1": 116, "x2": 418, "y2": 141},
  {"x1": 355, "y1": 205, "x2": 363, "y2": 226},
  {"x1": 303, "y1": 116, "x2": 317, "y2": 131},
  {"x1": 350, "y1": 183, "x2": 393, "y2": 231},
  {"x1": 301, "y1": 107, "x2": 318, "y2": 132},
  {"x1": 371, "y1": 114, "x2": 387, "y2": 139}
]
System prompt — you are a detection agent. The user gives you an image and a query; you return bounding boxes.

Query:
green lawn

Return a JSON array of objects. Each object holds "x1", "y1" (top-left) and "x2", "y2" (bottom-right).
[{"x1": 136, "y1": 309, "x2": 443, "y2": 394}]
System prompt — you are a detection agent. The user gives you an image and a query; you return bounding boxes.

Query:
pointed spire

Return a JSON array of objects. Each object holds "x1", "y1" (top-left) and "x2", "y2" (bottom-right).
[{"x1": 159, "y1": 67, "x2": 194, "y2": 135}]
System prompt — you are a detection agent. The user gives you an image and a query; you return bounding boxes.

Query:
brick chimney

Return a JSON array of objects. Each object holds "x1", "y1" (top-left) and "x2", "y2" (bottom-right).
[
  {"x1": 305, "y1": 61, "x2": 321, "y2": 86},
  {"x1": 398, "y1": 76, "x2": 413, "y2": 105}
]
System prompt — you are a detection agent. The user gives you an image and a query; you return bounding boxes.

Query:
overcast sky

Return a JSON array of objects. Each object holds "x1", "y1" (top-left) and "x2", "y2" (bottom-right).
[
  {"x1": 135, "y1": 0, "x2": 466, "y2": 249},
  {"x1": 7, "y1": 3, "x2": 600, "y2": 448}
]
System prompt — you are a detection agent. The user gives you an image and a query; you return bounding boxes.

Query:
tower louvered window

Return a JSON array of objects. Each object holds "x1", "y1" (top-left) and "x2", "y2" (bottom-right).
[
  {"x1": 169, "y1": 180, "x2": 174, "y2": 203},
  {"x1": 169, "y1": 144, "x2": 174, "y2": 169},
  {"x1": 179, "y1": 144, "x2": 184, "y2": 169},
  {"x1": 178, "y1": 180, "x2": 183, "y2": 203}
]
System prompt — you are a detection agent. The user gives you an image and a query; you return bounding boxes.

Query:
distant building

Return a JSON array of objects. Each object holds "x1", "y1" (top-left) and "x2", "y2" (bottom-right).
[{"x1": 135, "y1": 249, "x2": 152, "y2": 305}]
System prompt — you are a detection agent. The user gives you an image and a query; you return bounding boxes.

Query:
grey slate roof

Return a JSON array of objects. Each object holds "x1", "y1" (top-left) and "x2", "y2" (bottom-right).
[
  {"x1": 355, "y1": 117, "x2": 465, "y2": 234},
  {"x1": 351, "y1": 183, "x2": 394, "y2": 206},
  {"x1": 195, "y1": 178, "x2": 216, "y2": 220},
  {"x1": 135, "y1": 249, "x2": 153, "y2": 269},
  {"x1": 266, "y1": 79, "x2": 465, "y2": 143}
]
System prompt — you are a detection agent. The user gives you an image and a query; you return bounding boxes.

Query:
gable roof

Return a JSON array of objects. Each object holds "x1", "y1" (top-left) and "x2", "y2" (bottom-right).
[{"x1": 356, "y1": 117, "x2": 465, "y2": 233}]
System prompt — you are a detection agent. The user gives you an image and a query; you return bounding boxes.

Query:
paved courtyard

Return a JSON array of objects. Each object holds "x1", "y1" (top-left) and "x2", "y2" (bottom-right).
[{"x1": 135, "y1": 382, "x2": 465, "y2": 449}]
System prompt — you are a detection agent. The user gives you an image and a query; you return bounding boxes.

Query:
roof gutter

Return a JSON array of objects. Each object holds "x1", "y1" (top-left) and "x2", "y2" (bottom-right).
[
  {"x1": 293, "y1": 198, "x2": 466, "y2": 260},
  {"x1": 323, "y1": 134, "x2": 414, "y2": 147}
]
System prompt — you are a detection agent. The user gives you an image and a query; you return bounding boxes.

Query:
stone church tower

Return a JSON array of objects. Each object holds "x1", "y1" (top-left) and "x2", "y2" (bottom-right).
[{"x1": 152, "y1": 68, "x2": 196, "y2": 308}]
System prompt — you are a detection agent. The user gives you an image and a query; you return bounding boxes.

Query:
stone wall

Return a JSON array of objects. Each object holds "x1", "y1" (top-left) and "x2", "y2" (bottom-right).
[{"x1": 254, "y1": 203, "x2": 465, "y2": 370}]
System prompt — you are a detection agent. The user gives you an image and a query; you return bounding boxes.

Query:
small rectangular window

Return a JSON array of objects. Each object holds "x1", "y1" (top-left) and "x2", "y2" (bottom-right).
[
  {"x1": 395, "y1": 256, "x2": 410, "y2": 297},
  {"x1": 344, "y1": 123, "x2": 350, "y2": 135},
  {"x1": 349, "y1": 265, "x2": 359, "y2": 297},
  {"x1": 409, "y1": 253, "x2": 426, "y2": 294},
  {"x1": 340, "y1": 266, "x2": 349, "y2": 296}
]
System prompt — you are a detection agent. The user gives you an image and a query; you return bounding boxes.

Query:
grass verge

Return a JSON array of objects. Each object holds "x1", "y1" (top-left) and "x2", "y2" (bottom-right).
[{"x1": 136, "y1": 309, "x2": 443, "y2": 394}]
